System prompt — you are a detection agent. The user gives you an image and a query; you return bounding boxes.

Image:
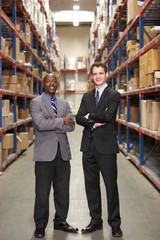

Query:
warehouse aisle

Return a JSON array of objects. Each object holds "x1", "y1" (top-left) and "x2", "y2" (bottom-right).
[{"x1": 0, "y1": 125, "x2": 160, "y2": 240}]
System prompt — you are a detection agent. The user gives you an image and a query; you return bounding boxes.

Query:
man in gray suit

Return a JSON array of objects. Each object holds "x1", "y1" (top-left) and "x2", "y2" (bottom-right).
[{"x1": 30, "y1": 73, "x2": 78, "y2": 238}]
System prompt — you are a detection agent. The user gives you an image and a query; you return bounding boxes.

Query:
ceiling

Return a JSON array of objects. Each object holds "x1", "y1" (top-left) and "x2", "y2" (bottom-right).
[
  {"x1": 49, "y1": 0, "x2": 97, "y2": 12},
  {"x1": 49, "y1": 0, "x2": 97, "y2": 25}
]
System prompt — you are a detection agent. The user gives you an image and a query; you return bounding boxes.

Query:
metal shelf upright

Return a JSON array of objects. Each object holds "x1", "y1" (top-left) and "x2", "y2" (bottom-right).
[{"x1": 0, "y1": 0, "x2": 60, "y2": 173}]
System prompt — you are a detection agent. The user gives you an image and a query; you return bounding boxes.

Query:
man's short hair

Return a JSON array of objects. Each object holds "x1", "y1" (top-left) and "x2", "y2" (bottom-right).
[
  {"x1": 43, "y1": 73, "x2": 58, "y2": 82},
  {"x1": 90, "y1": 62, "x2": 108, "y2": 74}
]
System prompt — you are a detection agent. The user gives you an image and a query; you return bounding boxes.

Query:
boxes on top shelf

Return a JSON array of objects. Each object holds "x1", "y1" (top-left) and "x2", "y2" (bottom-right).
[{"x1": 127, "y1": 0, "x2": 139, "y2": 23}]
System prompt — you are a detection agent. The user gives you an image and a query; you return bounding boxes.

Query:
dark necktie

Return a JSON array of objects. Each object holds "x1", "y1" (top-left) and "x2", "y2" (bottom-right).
[
  {"x1": 96, "y1": 90, "x2": 99, "y2": 106},
  {"x1": 51, "y1": 97, "x2": 57, "y2": 117}
]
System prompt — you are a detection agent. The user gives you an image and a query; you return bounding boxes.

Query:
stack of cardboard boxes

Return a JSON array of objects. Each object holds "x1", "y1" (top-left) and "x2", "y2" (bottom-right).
[
  {"x1": 126, "y1": 40, "x2": 139, "y2": 59},
  {"x1": 1, "y1": 127, "x2": 34, "y2": 162},
  {"x1": 128, "y1": 68, "x2": 139, "y2": 91},
  {"x1": 2, "y1": 70, "x2": 33, "y2": 94},
  {"x1": 2, "y1": 100, "x2": 14, "y2": 128},
  {"x1": 139, "y1": 49, "x2": 160, "y2": 88},
  {"x1": 115, "y1": 75, "x2": 127, "y2": 92},
  {"x1": 2, "y1": 133, "x2": 13, "y2": 162},
  {"x1": 121, "y1": 101, "x2": 139, "y2": 124},
  {"x1": 141, "y1": 100, "x2": 160, "y2": 131},
  {"x1": 17, "y1": 132, "x2": 29, "y2": 150}
]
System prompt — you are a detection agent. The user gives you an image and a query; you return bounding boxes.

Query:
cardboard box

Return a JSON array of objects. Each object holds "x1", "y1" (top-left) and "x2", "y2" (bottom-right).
[
  {"x1": 146, "y1": 49, "x2": 160, "y2": 75},
  {"x1": 130, "y1": 106, "x2": 139, "y2": 123},
  {"x1": 17, "y1": 132, "x2": 29, "y2": 150},
  {"x1": 139, "y1": 55, "x2": 146, "y2": 88},
  {"x1": 3, "y1": 149, "x2": 8, "y2": 161},
  {"x1": 137, "y1": 26, "x2": 157, "y2": 46},
  {"x1": 127, "y1": 0, "x2": 139, "y2": 23},
  {"x1": 120, "y1": 114, "x2": 126, "y2": 121},
  {"x1": 154, "y1": 71, "x2": 160, "y2": 85},
  {"x1": 17, "y1": 72, "x2": 26, "y2": 81},
  {"x1": 33, "y1": 68, "x2": 39, "y2": 75},
  {"x1": 149, "y1": 102, "x2": 160, "y2": 131},
  {"x1": 1, "y1": 36, "x2": 5, "y2": 52},
  {"x1": 3, "y1": 113, "x2": 14, "y2": 127},
  {"x1": 2, "y1": 83, "x2": 17, "y2": 92},
  {"x1": 42, "y1": 71, "x2": 47, "y2": 80},
  {"x1": 146, "y1": 73, "x2": 154, "y2": 87},
  {"x1": 29, "y1": 128, "x2": 34, "y2": 140},
  {"x1": 2, "y1": 75, "x2": 18, "y2": 84},
  {"x1": 2, "y1": 100, "x2": 10, "y2": 116},
  {"x1": 77, "y1": 56, "x2": 87, "y2": 69},
  {"x1": 141, "y1": 100, "x2": 153, "y2": 128},
  {"x1": 18, "y1": 108, "x2": 26, "y2": 119},
  {"x1": 5, "y1": 38, "x2": 20, "y2": 60},
  {"x1": 2, "y1": 133, "x2": 14, "y2": 149},
  {"x1": 25, "y1": 51, "x2": 32, "y2": 63},
  {"x1": 2, "y1": 99, "x2": 10, "y2": 108},
  {"x1": 19, "y1": 52, "x2": 25, "y2": 64}
]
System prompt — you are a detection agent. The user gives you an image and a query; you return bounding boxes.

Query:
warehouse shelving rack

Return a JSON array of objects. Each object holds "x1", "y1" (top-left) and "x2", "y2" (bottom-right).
[
  {"x1": 60, "y1": 56, "x2": 88, "y2": 115},
  {"x1": 92, "y1": 0, "x2": 160, "y2": 189},
  {"x1": 61, "y1": 69, "x2": 87, "y2": 93},
  {"x1": 0, "y1": 0, "x2": 60, "y2": 174}
]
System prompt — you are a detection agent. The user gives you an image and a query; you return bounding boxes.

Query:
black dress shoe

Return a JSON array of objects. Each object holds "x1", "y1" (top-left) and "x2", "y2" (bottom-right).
[
  {"x1": 81, "y1": 222, "x2": 103, "y2": 234},
  {"x1": 34, "y1": 227, "x2": 45, "y2": 238},
  {"x1": 112, "y1": 227, "x2": 123, "y2": 237},
  {"x1": 54, "y1": 221, "x2": 78, "y2": 233}
]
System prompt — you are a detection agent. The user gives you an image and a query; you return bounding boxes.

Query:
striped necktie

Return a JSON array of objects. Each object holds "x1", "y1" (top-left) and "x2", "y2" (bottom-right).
[
  {"x1": 96, "y1": 90, "x2": 99, "y2": 106},
  {"x1": 51, "y1": 97, "x2": 57, "y2": 117}
]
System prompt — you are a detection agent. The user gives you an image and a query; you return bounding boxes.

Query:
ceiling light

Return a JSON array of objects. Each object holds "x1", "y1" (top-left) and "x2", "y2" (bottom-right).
[
  {"x1": 73, "y1": 5, "x2": 80, "y2": 10},
  {"x1": 54, "y1": 11, "x2": 94, "y2": 23},
  {"x1": 73, "y1": 0, "x2": 79, "y2": 1},
  {"x1": 73, "y1": 20, "x2": 79, "y2": 26}
]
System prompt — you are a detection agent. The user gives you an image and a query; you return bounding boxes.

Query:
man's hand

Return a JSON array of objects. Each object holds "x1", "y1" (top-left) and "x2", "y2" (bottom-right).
[
  {"x1": 95, "y1": 122, "x2": 106, "y2": 127},
  {"x1": 44, "y1": 114, "x2": 51, "y2": 119},
  {"x1": 63, "y1": 118, "x2": 75, "y2": 127}
]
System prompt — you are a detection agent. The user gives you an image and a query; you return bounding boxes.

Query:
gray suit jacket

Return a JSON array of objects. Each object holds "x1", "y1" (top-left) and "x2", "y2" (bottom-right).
[{"x1": 30, "y1": 92, "x2": 75, "y2": 162}]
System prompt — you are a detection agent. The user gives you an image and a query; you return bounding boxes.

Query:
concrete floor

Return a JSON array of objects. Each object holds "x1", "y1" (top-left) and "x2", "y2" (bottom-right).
[{"x1": 0, "y1": 125, "x2": 160, "y2": 240}]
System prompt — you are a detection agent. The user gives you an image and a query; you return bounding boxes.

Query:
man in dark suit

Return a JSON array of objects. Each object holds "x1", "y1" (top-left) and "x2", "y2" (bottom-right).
[
  {"x1": 30, "y1": 73, "x2": 78, "y2": 238},
  {"x1": 76, "y1": 62, "x2": 122, "y2": 237}
]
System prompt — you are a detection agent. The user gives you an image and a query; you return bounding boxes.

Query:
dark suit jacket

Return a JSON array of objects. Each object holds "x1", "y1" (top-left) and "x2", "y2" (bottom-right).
[{"x1": 76, "y1": 86, "x2": 121, "y2": 155}]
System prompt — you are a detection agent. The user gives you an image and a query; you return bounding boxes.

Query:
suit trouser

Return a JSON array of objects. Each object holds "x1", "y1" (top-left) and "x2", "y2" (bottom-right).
[
  {"x1": 82, "y1": 138, "x2": 121, "y2": 228},
  {"x1": 34, "y1": 144, "x2": 70, "y2": 228}
]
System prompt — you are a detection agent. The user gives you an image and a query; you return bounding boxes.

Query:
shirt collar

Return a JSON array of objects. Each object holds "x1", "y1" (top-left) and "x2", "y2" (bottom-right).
[
  {"x1": 45, "y1": 92, "x2": 56, "y2": 101},
  {"x1": 95, "y1": 83, "x2": 107, "y2": 98}
]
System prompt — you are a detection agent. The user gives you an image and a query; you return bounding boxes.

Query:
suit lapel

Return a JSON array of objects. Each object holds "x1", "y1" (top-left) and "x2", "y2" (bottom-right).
[
  {"x1": 56, "y1": 97, "x2": 63, "y2": 117},
  {"x1": 89, "y1": 89, "x2": 96, "y2": 112},
  {"x1": 41, "y1": 92, "x2": 55, "y2": 118}
]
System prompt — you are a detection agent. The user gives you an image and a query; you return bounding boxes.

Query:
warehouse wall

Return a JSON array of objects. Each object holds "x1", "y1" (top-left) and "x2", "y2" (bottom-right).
[
  {"x1": 57, "y1": 25, "x2": 90, "y2": 114},
  {"x1": 57, "y1": 25, "x2": 90, "y2": 58}
]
